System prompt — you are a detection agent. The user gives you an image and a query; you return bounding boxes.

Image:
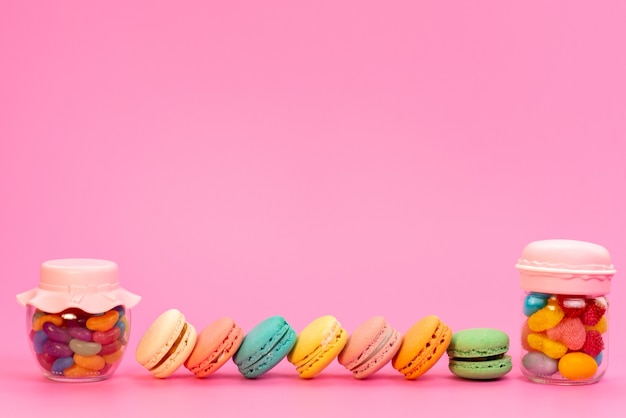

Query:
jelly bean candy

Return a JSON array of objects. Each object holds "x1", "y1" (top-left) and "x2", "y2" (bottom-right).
[
  {"x1": 116, "y1": 316, "x2": 129, "y2": 336},
  {"x1": 63, "y1": 364, "x2": 98, "y2": 378},
  {"x1": 86, "y1": 310, "x2": 119, "y2": 332},
  {"x1": 43, "y1": 322, "x2": 72, "y2": 344},
  {"x1": 67, "y1": 326, "x2": 93, "y2": 341},
  {"x1": 93, "y1": 327, "x2": 121, "y2": 345},
  {"x1": 51, "y1": 357, "x2": 75, "y2": 374},
  {"x1": 522, "y1": 352, "x2": 558, "y2": 376},
  {"x1": 74, "y1": 354, "x2": 106, "y2": 371},
  {"x1": 528, "y1": 304, "x2": 565, "y2": 332},
  {"x1": 527, "y1": 333, "x2": 568, "y2": 359},
  {"x1": 43, "y1": 340, "x2": 73, "y2": 358},
  {"x1": 545, "y1": 318, "x2": 586, "y2": 351},
  {"x1": 113, "y1": 305, "x2": 125, "y2": 318},
  {"x1": 103, "y1": 349, "x2": 123, "y2": 365},
  {"x1": 32, "y1": 314, "x2": 63, "y2": 332},
  {"x1": 595, "y1": 352, "x2": 603, "y2": 366},
  {"x1": 37, "y1": 353, "x2": 55, "y2": 371},
  {"x1": 524, "y1": 293, "x2": 550, "y2": 316},
  {"x1": 99, "y1": 340, "x2": 122, "y2": 356},
  {"x1": 69, "y1": 339, "x2": 102, "y2": 356},
  {"x1": 558, "y1": 352, "x2": 598, "y2": 380},
  {"x1": 33, "y1": 330, "x2": 48, "y2": 355}
]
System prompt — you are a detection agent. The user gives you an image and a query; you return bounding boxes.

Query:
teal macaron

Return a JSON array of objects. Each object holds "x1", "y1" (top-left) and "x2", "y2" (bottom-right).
[
  {"x1": 233, "y1": 316, "x2": 296, "y2": 378},
  {"x1": 446, "y1": 328, "x2": 512, "y2": 380}
]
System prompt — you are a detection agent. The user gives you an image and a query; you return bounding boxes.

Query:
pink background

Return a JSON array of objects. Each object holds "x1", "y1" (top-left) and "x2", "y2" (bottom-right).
[{"x1": 2, "y1": 0, "x2": 625, "y2": 416}]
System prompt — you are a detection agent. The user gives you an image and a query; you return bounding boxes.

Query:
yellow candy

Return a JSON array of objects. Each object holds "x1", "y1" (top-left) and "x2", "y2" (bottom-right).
[
  {"x1": 586, "y1": 316, "x2": 608, "y2": 334},
  {"x1": 32, "y1": 314, "x2": 63, "y2": 332},
  {"x1": 527, "y1": 333, "x2": 568, "y2": 359},
  {"x1": 86, "y1": 310, "x2": 119, "y2": 332},
  {"x1": 73, "y1": 354, "x2": 106, "y2": 371},
  {"x1": 558, "y1": 352, "x2": 598, "y2": 380},
  {"x1": 528, "y1": 305, "x2": 564, "y2": 332}
]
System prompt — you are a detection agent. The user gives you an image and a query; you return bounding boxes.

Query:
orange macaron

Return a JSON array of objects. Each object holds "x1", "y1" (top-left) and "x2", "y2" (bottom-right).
[{"x1": 392, "y1": 315, "x2": 452, "y2": 379}]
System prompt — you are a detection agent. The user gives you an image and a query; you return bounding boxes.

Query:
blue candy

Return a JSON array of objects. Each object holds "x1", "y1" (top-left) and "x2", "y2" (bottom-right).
[
  {"x1": 33, "y1": 330, "x2": 48, "y2": 354},
  {"x1": 523, "y1": 293, "x2": 550, "y2": 316},
  {"x1": 51, "y1": 357, "x2": 74, "y2": 374},
  {"x1": 595, "y1": 352, "x2": 603, "y2": 366}
]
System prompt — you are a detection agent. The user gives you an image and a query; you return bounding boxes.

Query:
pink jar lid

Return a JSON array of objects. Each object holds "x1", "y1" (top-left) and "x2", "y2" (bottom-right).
[
  {"x1": 16, "y1": 259, "x2": 141, "y2": 314},
  {"x1": 516, "y1": 239, "x2": 615, "y2": 296}
]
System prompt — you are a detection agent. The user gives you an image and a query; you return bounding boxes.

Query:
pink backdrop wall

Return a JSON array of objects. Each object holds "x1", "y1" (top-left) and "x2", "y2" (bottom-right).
[{"x1": 2, "y1": 1, "x2": 625, "y2": 417}]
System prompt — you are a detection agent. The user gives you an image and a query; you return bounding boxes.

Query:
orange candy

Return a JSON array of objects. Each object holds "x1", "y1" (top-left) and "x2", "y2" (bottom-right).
[
  {"x1": 73, "y1": 354, "x2": 106, "y2": 371},
  {"x1": 32, "y1": 314, "x2": 63, "y2": 332},
  {"x1": 86, "y1": 310, "x2": 119, "y2": 332},
  {"x1": 63, "y1": 364, "x2": 99, "y2": 378},
  {"x1": 558, "y1": 352, "x2": 598, "y2": 380}
]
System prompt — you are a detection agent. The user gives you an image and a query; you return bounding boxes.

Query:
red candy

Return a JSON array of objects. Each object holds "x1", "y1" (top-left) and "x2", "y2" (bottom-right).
[
  {"x1": 545, "y1": 318, "x2": 586, "y2": 351},
  {"x1": 93, "y1": 327, "x2": 121, "y2": 345},
  {"x1": 581, "y1": 331, "x2": 604, "y2": 357},
  {"x1": 582, "y1": 300, "x2": 606, "y2": 326},
  {"x1": 557, "y1": 296, "x2": 586, "y2": 318}
]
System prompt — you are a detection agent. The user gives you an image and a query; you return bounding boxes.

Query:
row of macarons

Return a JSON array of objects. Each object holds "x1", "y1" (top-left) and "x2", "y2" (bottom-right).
[{"x1": 135, "y1": 309, "x2": 512, "y2": 380}]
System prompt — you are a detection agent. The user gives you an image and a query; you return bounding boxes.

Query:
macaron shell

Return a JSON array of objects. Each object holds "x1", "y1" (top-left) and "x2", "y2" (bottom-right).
[
  {"x1": 351, "y1": 327, "x2": 402, "y2": 379},
  {"x1": 446, "y1": 328, "x2": 510, "y2": 358},
  {"x1": 288, "y1": 315, "x2": 348, "y2": 378},
  {"x1": 150, "y1": 322, "x2": 197, "y2": 378},
  {"x1": 233, "y1": 316, "x2": 297, "y2": 378},
  {"x1": 448, "y1": 355, "x2": 513, "y2": 380},
  {"x1": 338, "y1": 316, "x2": 402, "y2": 379},
  {"x1": 185, "y1": 317, "x2": 243, "y2": 378},
  {"x1": 392, "y1": 315, "x2": 452, "y2": 380},
  {"x1": 136, "y1": 309, "x2": 186, "y2": 369}
]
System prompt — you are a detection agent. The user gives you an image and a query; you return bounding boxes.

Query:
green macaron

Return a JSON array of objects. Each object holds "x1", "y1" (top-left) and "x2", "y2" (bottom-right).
[{"x1": 446, "y1": 328, "x2": 512, "y2": 380}]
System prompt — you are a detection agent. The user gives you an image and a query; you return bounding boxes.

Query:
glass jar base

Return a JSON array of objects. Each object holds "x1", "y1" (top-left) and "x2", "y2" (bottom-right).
[
  {"x1": 44, "y1": 373, "x2": 111, "y2": 383},
  {"x1": 522, "y1": 371, "x2": 604, "y2": 385}
]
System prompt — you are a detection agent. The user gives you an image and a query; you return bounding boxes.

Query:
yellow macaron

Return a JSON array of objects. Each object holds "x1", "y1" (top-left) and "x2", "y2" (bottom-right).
[{"x1": 287, "y1": 315, "x2": 348, "y2": 378}]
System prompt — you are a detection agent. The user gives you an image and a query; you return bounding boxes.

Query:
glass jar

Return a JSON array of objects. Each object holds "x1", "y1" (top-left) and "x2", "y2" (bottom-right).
[
  {"x1": 17, "y1": 259, "x2": 141, "y2": 382},
  {"x1": 516, "y1": 240, "x2": 615, "y2": 385}
]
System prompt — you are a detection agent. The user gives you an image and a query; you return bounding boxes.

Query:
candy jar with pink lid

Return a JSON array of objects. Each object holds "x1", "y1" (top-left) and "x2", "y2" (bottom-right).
[
  {"x1": 16, "y1": 259, "x2": 141, "y2": 382},
  {"x1": 516, "y1": 239, "x2": 615, "y2": 385}
]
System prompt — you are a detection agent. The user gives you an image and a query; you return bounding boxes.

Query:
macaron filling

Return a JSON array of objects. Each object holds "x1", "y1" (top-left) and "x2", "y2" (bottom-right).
[
  {"x1": 348, "y1": 327, "x2": 395, "y2": 371},
  {"x1": 150, "y1": 323, "x2": 189, "y2": 372}
]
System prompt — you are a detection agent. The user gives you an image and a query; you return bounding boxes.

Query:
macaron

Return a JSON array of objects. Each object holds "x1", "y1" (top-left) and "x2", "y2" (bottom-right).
[
  {"x1": 392, "y1": 315, "x2": 452, "y2": 379},
  {"x1": 184, "y1": 317, "x2": 243, "y2": 378},
  {"x1": 232, "y1": 316, "x2": 296, "y2": 378},
  {"x1": 338, "y1": 316, "x2": 402, "y2": 379},
  {"x1": 135, "y1": 308, "x2": 197, "y2": 378},
  {"x1": 446, "y1": 328, "x2": 512, "y2": 380},
  {"x1": 288, "y1": 315, "x2": 348, "y2": 378}
]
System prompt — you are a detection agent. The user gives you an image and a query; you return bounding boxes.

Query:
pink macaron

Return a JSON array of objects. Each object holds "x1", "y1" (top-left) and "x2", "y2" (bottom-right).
[{"x1": 338, "y1": 316, "x2": 402, "y2": 379}]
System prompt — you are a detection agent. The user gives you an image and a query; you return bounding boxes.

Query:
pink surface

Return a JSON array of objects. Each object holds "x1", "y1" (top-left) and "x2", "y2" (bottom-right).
[{"x1": 1, "y1": 0, "x2": 625, "y2": 416}]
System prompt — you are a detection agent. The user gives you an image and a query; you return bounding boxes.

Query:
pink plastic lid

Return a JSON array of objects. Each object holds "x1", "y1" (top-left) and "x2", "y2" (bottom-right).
[
  {"x1": 516, "y1": 239, "x2": 615, "y2": 296},
  {"x1": 16, "y1": 259, "x2": 141, "y2": 314}
]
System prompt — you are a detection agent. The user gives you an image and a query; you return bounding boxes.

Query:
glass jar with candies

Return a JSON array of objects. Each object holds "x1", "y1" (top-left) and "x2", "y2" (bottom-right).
[
  {"x1": 17, "y1": 259, "x2": 141, "y2": 382},
  {"x1": 516, "y1": 240, "x2": 615, "y2": 385}
]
